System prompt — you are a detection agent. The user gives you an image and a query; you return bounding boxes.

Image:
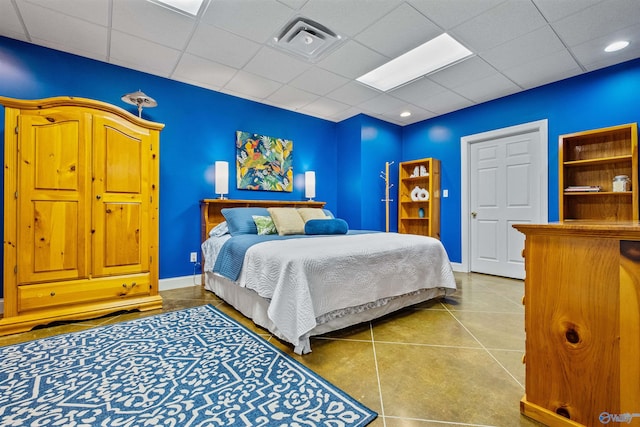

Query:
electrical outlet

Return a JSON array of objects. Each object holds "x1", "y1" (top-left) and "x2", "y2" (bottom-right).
[
  {"x1": 443, "y1": 189, "x2": 449, "y2": 198},
  {"x1": 190, "y1": 252, "x2": 197, "y2": 263}
]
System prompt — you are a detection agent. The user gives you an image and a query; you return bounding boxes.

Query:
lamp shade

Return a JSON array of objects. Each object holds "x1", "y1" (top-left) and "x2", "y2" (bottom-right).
[
  {"x1": 215, "y1": 161, "x2": 229, "y2": 198},
  {"x1": 305, "y1": 171, "x2": 316, "y2": 200}
]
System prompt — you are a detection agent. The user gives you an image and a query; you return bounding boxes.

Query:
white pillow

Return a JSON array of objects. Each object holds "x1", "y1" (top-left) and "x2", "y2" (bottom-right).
[{"x1": 209, "y1": 221, "x2": 229, "y2": 237}]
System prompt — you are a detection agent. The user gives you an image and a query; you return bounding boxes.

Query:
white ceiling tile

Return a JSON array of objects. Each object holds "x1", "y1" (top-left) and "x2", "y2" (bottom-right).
[
  {"x1": 428, "y1": 56, "x2": 495, "y2": 88},
  {"x1": 172, "y1": 53, "x2": 237, "y2": 90},
  {"x1": 551, "y1": 0, "x2": 640, "y2": 47},
  {"x1": 409, "y1": 89, "x2": 472, "y2": 114},
  {"x1": 480, "y1": 26, "x2": 567, "y2": 71},
  {"x1": 277, "y1": 0, "x2": 307, "y2": 10},
  {"x1": 289, "y1": 67, "x2": 349, "y2": 95},
  {"x1": 391, "y1": 106, "x2": 437, "y2": 125},
  {"x1": 243, "y1": 46, "x2": 310, "y2": 84},
  {"x1": 187, "y1": 23, "x2": 261, "y2": 69},
  {"x1": 358, "y1": 93, "x2": 408, "y2": 115},
  {"x1": 450, "y1": 1, "x2": 548, "y2": 52},
  {"x1": 389, "y1": 77, "x2": 446, "y2": 106},
  {"x1": 299, "y1": 0, "x2": 402, "y2": 38},
  {"x1": 328, "y1": 107, "x2": 361, "y2": 123},
  {"x1": 0, "y1": 2, "x2": 28, "y2": 40},
  {"x1": 532, "y1": 0, "x2": 601, "y2": 22},
  {"x1": 570, "y1": 22, "x2": 640, "y2": 71},
  {"x1": 355, "y1": 3, "x2": 441, "y2": 57},
  {"x1": 452, "y1": 72, "x2": 520, "y2": 103},
  {"x1": 110, "y1": 30, "x2": 181, "y2": 76},
  {"x1": 502, "y1": 50, "x2": 582, "y2": 89},
  {"x1": 223, "y1": 69, "x2": 282, "y2": 99},
  {"x1": 326, "y1": 81, "x2": 380, "y2": 105},
  {"x1": 266, "y1": 85, "x2": 319, "y2": 110},
  {"x1": 23, "y1": 0, "x2": 110, "y2": 26},
  {"x1": 112, "y1": 0, "x2": 195, "y2": 50},
  {"x1": 408, "y1": 0, "x2": 505, "y2": 30},
  {"x1": 299, "y1": 96, "x2": 350, "y2": 118},
  {"x1": 18, "y1": 1, "x2": 108, "y2": 58},
  {"x1": 200, "y1": 0, "x2": 293, "y2": 43},
  {"x1": 317, "y1": 40, "x2": 388, "y2": 79}
]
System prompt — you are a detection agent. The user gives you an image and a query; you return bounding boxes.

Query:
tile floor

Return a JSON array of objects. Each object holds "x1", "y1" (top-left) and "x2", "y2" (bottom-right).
[{"x1": 0, "y1": 272, "x2": 543, "y2": 427}]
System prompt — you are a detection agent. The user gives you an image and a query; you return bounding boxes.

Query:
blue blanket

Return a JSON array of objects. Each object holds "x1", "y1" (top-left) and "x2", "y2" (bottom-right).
[{"x1": 214, "y1": 231, "x2": 374, "y2": 281}]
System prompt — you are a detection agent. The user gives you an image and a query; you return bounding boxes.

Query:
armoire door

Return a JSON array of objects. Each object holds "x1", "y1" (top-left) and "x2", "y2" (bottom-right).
[
  {"x1": 91, "y1": 114, "x2": 151, "y2": 277},
  {"x1": 17, "y1": 110, "x2": 92, "y2": 285}
]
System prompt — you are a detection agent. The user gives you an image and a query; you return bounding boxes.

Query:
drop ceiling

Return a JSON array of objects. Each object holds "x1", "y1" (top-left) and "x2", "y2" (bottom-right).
[{"x1": 1, "y1": 0, "x2": 639, "y2": 125}]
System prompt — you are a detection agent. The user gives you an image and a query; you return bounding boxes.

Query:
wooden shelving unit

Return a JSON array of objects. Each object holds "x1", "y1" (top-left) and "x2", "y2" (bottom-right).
[
  {"x1": 559, "y1": 123, "x2": 638, "y2": 221},
  {"x1": 398, "y1": 158, "x2": 440, "y2": 238}
]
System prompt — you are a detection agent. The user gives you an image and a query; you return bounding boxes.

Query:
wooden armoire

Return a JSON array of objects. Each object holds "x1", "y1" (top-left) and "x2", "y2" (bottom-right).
[{"x1": 1, "y1": 96, "x2": 163, "y2": 335}]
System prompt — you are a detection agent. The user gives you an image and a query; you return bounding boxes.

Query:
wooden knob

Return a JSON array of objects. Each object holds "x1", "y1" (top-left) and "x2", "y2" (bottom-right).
[{"x1": 50, "y1": 291, "x2": 56, "y2": 297}]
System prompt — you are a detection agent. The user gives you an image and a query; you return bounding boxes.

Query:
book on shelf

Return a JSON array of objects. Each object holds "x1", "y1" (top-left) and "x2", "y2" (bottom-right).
[{"x1": 564, "y1": 185, "x2": 602, "y2": 192}]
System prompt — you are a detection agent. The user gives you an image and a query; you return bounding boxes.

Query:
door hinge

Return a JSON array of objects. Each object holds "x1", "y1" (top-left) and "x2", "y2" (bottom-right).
[
  {"x1": 14, "y1": 265, "x2": 17, "y2": 273},
  {"x1": 14, "y1": 191, "x2": 18, "y2": 199},
  {"x1": 14, "y1": 125, "x2": 19, "y2": 134}
]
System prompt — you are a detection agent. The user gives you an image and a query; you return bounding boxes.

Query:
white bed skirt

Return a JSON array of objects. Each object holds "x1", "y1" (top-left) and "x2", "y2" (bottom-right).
[{"x1": 204, "y1": 271, "x2": 449, "y2": 353}]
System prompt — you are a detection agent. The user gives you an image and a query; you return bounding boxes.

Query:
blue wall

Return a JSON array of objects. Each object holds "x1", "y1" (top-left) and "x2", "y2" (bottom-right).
[
  {"x1": 0, "y1": 36, "x2": 339, "y2": 283},
  {"x1": 1, "y1": 35, "x2": 640, "y2": 290},
  {"x1": 335, "y1": 114, "x2": 402, "y2": 231},
  {"x1": 402, "y1": 58, "x2": 640, "y2": 262}
]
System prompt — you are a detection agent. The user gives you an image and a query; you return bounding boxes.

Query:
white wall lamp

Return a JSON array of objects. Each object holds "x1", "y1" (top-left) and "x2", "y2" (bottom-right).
[
  {"x1": 305, "y1": 171, "x2": 316, "y2": 201},
  {"x1": 121, "y1": 90, "x2": 157, "y2": 117},
  {"x1": 215, "y1": 161, "x2": 229, "y2": 199}
]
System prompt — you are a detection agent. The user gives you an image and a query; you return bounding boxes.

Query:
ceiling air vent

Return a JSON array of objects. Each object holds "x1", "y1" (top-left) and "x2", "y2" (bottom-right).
[{"x1": 271, "y1": 17, "x2": 341, "y2": 61}]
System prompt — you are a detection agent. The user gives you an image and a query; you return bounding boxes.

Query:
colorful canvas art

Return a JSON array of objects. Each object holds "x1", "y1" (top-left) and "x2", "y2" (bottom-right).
[{"x1": 236, "y1": 130, "x2": 293, "y2": 192}]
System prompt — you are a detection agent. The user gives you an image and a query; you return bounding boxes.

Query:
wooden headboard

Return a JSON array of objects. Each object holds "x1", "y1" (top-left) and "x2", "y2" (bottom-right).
[{"x1": 200, "y1": 199, "x2": 326, "y2": 244}]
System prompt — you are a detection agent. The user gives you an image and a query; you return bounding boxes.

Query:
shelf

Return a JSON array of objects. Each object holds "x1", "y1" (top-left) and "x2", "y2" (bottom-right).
[
  {"x1": 401, "y1": 176, "x2": 431, "y2": 182},
  {"x1": 564, "y1": 191, "x2": 632, "y2": 196},
  {"x1": 398, "y1": 158, "x2": 440, "y2": 238},
  {"x1": 563, "y1": 154, "x2": 632, "y2": 167}
]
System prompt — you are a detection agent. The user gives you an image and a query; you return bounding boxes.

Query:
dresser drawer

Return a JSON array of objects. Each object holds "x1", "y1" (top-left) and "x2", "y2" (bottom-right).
[{"x1": 18, "y1": 275, "x2": 151, "y2": 312}]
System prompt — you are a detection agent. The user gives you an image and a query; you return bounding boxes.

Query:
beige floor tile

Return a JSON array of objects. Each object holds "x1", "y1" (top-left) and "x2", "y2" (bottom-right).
[
  {"x1": 371, "y1": 307, "x2": 482, "y2": 348},
  {"x1": 450, "y1": 310, "x2": 525, "y2": 351},
  {"x1": 375, "y1": 343, "x2": 525, "y2": 426}
]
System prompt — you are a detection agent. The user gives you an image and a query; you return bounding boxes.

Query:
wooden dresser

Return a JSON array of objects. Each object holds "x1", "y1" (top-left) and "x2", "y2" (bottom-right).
[
  {"x1": 1, "y1": 96, "x2": 164, "y2": 335},
  {"x1": 513, "y1": 222, "x2": 640, "y2": 427}
]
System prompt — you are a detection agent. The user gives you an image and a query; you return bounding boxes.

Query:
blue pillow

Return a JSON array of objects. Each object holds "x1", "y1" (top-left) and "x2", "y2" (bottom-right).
[
  {"x1": 304, "y1": 218, "x2": 349, "y2": 235},
  {"x1": 222, "y1": 207, "x2": 270, "y2": 235}
]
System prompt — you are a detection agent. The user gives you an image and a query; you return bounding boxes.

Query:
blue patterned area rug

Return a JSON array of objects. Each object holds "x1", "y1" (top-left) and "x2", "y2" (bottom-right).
[{"x1": 0, "y1": 305, "x2": 377, "y2": 426}]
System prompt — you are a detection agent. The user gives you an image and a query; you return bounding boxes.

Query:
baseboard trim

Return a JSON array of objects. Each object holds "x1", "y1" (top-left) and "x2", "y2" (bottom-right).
[
  {"x1": 159, "y1": 275, "x2": 201, "y2": 291},
  {"x1": 451, "y1": 262, "x2": 464, "y2": 272}
]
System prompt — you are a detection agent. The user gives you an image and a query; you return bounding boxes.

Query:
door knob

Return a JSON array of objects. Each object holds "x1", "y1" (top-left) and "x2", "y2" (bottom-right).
[{"x1": 471, "y1": 211, "x2": 477, "y2": 218}]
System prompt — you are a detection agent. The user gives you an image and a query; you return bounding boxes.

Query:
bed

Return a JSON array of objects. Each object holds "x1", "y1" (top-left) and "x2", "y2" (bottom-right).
[{"x1": 200, "y1": 199, "x2": 457, "y2": 354}]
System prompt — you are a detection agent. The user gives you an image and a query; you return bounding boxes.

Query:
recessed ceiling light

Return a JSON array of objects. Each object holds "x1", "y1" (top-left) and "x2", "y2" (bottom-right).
[
  {"x1": 151, "y1": 0, "x2": 204, "y2": 16},
  {"x1": 400, "y1": 111, "x2": 411, "y2": 118},
  {"x1": 357, "y1": 33, "x2": 472, "y2": 92},
  {"x1": 605, "y1": 40, "x2": 629, "y2": 52}
]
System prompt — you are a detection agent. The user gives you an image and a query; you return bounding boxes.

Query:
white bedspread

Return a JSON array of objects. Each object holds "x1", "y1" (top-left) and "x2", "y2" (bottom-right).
[{"x1": 210, "y1": 232, "x2": 456, "y2": 353}]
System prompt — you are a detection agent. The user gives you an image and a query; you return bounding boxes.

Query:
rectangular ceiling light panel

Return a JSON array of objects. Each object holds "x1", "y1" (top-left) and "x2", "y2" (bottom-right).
[
  {"x1": 152, "y1": 0, "x2": 204, "y2": 16},
  {"x1": 357, "y1": 33, "x2": 472, "y2": 92}
]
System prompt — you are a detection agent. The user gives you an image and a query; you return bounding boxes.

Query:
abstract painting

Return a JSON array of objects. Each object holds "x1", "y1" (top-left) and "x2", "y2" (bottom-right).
[{"x1": 236, "y1": 130, "x2": 293, "y2": 192}]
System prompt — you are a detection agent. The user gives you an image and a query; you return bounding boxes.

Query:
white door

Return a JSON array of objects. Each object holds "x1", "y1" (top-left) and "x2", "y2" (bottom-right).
[{"x1": 463, "y1": 121, "x2": 547, "y2": 280}]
